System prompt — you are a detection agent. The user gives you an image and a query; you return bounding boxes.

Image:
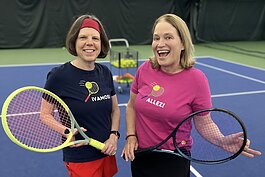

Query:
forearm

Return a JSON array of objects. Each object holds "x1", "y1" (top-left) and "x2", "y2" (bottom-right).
[
  {"x1": 40, "y1": 99, "x2": 68, "y2": 135},
  {"x1": 196, "y1": 123, "x2": 224, "y2": 146},
  {"x1": 194, "y1": 116, "x2": 224, "y2": 146},
  {"x1": 126, "y1": 103, "x2": 136, "y2": 136},
  {"x1": 40, "y1": 114, "x2": 67, "y2": 135},
  {"x1": 111, "y1": 96, "x2": 120, "y2": 131},
  {"x1": 111, "y1": 109, "x2": 120, "y2": 131}
]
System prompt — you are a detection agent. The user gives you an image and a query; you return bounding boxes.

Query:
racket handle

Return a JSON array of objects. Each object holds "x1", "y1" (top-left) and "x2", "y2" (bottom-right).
[
  {"x1": 141, "y1": 95, "x2": 147, "y2": 99},
  {"x1": 85, "y1": 95, "x2": 90, "y2": 102},
  {"x1": 89, "y1": 139, "x2": 105, "y2": 150}
]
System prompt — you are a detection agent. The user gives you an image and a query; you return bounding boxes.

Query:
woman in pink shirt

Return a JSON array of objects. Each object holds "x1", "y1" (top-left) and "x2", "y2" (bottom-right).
[{"x1": 121, "y1": 14, "x2": 261, "y2": 177}]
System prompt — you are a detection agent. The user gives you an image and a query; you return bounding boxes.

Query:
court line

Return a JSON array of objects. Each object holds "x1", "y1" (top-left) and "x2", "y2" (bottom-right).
[
  {"x1": 0, "y1": 59, "x2": 147, "y2": 67},
  {"x1": 211, "y1": 90, "x2": 265, "y2": 98},
  {"x1": 197, "y1": 56, "x2": 265, "y2": 71},
  {"x1": 7, "y1": 91, "x2": 265, "y2": 118},
  {"x1": 196, "y1": 62, "x2": 265, "y2": 84},
  {"x1": 117, "y1": 90, "x2": 265, "y2": 107},
  {"x1": 191, "y1": 166, "x2": 203, "y2": 177}
]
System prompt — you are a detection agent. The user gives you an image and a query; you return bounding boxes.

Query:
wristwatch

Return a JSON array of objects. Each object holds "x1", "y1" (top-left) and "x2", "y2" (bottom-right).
[{"x1": 110, "y1": 130, "x2": 120, "y2": 139}]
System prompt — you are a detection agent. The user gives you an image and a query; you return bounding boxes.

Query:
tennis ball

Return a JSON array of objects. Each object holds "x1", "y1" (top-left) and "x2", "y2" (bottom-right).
[
  {"x1": 153, "y1": 85, "x2": 160, "y2": 91},
  {"x1": 85, "y1": 82, "x2": 92, "y2": 89}
]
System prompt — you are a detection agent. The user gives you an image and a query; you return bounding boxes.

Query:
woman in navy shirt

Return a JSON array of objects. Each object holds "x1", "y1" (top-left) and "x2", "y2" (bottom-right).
[{"x1": 43, "y1": 14, "x2": 120, "y2": 177}]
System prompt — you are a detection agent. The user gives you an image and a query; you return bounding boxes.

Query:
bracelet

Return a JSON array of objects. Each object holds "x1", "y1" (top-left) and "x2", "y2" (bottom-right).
[{"x1": 125, "y1": 134, "x2": 137, "y2": 140}]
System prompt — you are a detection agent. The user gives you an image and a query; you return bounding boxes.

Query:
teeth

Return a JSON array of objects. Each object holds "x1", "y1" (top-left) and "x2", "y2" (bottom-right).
[
  {"x1": 84, "y1": 49, "x2": 94, "y2": 53},
  {"x1": 158, "y1": 50, "x2": 168, "y2": 54}
]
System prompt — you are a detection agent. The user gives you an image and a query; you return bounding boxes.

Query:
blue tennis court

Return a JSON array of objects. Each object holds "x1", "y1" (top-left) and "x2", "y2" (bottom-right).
[{"x1": 0, "y1": 57, "x2": 264, "y2": 177}]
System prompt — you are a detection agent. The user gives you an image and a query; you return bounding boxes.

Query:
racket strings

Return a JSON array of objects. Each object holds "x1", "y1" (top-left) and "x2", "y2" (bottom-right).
[
  {"x1": 141, "y1": 86, "x2": 164, "y2": 99},
  {"x1": 89, "y1": 83, "x2": 99, "y2": 93},
  {"x1": 42, "y1": 92, "x2": 72, "y2": 144},
  {"x1": 150, "y1": 87, "x2": 164, "y2": 97},
  {"x1": 176, "y1": 110, "x2": 245, "y2": 162},
  {"x1": 84, "y1": 82, "x2": 99, "y2": 102},
  {"x1": 6, "y1": 89, "x2": 71, "y2": 150}
]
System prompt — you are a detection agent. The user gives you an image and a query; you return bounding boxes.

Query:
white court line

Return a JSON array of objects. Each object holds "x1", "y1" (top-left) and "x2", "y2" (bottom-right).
[
  {"x1": 116, "y1": 90, "x2": 265, "y2": 105},
  {"x1": 197, "y1": 56, "x2": 265, "y2": 71},
  {"x1": 118, "y1": 103, "x2": 127, "y2": 107},
  {"x1": 191, "y1": 166, "x2": 203, "y2": 177},
  {"x1": 211, "y1": 90, "x2": 265, "y2": 98},
  {"x1": 196, "y1": 62, "x2": 265, "y2": 84},
  {"x1": 117, "y1": 89, "x2": 265, "y2": 106}
]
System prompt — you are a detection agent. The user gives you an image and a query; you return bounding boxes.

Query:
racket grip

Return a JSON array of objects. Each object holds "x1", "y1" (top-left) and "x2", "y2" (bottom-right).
[{"x1": 89, "y1": 139, "x2": 105, "y2": 150}]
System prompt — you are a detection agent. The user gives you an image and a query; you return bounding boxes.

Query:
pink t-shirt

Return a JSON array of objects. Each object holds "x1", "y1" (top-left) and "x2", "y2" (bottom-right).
[{"x1": 131, "y1": 60, "x2": 212, "y2": 150}]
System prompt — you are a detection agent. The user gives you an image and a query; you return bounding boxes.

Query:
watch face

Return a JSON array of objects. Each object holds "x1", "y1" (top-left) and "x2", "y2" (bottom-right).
[{"x1": 111, "y1": 131, "x2": 120, "y2": 138}]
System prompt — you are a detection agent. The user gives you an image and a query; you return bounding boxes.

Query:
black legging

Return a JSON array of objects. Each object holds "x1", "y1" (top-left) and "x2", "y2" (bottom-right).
[{"x1": 131, "y1": 152, "x2": 190, "y2": 177}]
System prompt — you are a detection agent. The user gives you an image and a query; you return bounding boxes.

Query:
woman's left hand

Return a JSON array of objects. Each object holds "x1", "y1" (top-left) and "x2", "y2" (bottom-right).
[
  {"x1": 241, "y1": 139, "x2": 262, "y2": 158},
  {"x1": 221, "y1": 132, "x2": 262, "y2": 158}
]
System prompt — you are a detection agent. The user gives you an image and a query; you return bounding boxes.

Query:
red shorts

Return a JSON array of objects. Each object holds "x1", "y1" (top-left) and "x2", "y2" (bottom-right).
[{"x1": 64, "y1": 156, "x2": 118, "y2": 177}]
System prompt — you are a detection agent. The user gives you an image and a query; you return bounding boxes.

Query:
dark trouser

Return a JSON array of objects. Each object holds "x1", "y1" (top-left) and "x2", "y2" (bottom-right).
[{"x1": 131, "y1": 152, "x2": 190, "y2": 177}]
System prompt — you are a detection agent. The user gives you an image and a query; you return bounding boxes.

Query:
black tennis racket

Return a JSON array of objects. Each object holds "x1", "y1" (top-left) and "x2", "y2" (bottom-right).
[{"x1": 134, "y1": 108, "x2": 247, "y2": 164}]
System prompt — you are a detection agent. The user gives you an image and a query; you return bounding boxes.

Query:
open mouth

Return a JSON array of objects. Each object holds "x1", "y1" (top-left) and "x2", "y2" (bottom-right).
[
  {"x1": 84, "y1": 49, "x2": 95, "y2": 53},
  {"x1": 157, "y1": 50, "x2": 170, "y2": 58}
]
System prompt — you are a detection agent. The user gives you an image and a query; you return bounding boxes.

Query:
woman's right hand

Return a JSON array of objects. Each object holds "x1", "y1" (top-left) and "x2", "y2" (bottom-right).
[{"x1": 121, "y1": 135, "x2": 138, "y2": 161}]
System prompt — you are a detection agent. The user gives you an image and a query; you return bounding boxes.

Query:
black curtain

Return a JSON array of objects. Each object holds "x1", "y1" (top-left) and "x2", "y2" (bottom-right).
[
  {"x1": 0, "y1": 0, "x2": 191, "y2": 48},
  {"x1": 0, "y1": 0, "x2": 264, "y2": 48},
  {"x1": 193, "y1": 0, "x2": 265, "y2": 42}
]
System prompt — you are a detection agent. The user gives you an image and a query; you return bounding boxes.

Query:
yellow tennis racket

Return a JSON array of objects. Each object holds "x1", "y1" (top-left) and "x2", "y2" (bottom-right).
[
  {"x1": 1, "y1": 86, "x2": 105, "y2": 152},
  {"x1": 84, "y1": 81, "x2": 99, "y2": 102}
]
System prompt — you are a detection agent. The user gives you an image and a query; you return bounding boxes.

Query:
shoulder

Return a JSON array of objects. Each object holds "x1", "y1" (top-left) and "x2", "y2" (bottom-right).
[
  {"x1": 50, "y1": 62, "x2": 71, "y2": 73},
  {"x1": 95, "y1": 62, "x2": 113, "y2": 77},
  {"x1": 95, "y1": 62, "x2": 110, "y2": 71},
  {"x1": 47, "y1": 62, "x2": 71, "y2": 77},
  {"x1": 137, "y1": 60, "x2": 153, "y2": 72},
  {"x1": 184, "y1": 67, "x2": 209, "y2": 86},
  {"x1": 186, "y1": 67, "x2": 207, "y2": 78}
]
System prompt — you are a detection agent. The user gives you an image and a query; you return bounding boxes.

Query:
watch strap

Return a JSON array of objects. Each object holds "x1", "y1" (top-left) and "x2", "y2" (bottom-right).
[{"x1": 110, "y1": 130, "x2": 120, "y2": 139}]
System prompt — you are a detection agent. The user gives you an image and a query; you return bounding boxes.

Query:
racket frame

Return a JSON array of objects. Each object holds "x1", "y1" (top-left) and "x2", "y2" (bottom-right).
[
  {"x1": 1, "y1": 86, "x2": 105, "y2": 152},
  {"x1": 135, "y1": 108, "x2": 247, "y2": 164}
]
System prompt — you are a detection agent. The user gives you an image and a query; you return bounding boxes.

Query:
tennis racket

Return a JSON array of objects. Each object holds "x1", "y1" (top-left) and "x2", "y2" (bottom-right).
[
  {"x1": 134, "y1": 108, "x2": 247, "y2": 164},
  {"x1": 84, "y1": 81, "x2": 99, "y2": 102},
  {"x1": 1, "y1": 86, "x2": 105, "y2": 153},
  {"x1": 141, "y1": 84, "x2": 164, "y2": 99}
]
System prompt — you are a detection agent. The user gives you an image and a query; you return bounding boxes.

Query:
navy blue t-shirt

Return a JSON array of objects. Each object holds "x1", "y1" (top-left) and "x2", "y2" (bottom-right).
[{"x1": 44, "y1": 61, "x2": 116, "y2": 162}]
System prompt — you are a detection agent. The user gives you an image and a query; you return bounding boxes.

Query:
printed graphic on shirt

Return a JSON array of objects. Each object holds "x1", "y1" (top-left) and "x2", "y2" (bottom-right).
[
  {"x1": 141, "y1": 82, "x2": 166, "y2": 108},
  {"x1": 79, "y1": 80, "x2": 99, "y2": 102},
  {"x1": 141, "y1": 82, "x2": 164, "y2": 99},
  {"x1": 145, "y1": 98, "x2": 166, "y2": 108}
]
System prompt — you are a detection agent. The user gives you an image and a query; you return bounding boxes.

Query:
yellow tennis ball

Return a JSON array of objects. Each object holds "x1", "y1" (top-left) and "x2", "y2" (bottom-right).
[
  {"x1": 153, "y1": 85, "x2": 160, "y2": 91},
  {"x1": 85, "y1": 82, "x2": 92, "y2": 89}
]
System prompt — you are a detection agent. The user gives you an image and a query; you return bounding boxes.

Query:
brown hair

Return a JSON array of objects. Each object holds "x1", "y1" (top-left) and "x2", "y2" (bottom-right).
[
  {"x1": 65, "y1": 14, "x2": 109, "y2": 58},
  {"x1": 150, "y1": 14, "x2": 195, "y2": 69}
]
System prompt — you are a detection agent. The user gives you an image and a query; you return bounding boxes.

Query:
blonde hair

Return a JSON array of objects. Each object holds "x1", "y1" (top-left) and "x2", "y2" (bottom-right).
[{"x1": 150, "y1": 14, "x2": 195, "y2": 69}]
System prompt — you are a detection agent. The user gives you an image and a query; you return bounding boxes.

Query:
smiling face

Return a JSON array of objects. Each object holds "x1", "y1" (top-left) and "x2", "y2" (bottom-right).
[
  {"x1": 75, "y1": 27, "x2": 101, "y2": 62},
  {"x1": 152, "y1": 20, "x2": 184, "y2": 73}
]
